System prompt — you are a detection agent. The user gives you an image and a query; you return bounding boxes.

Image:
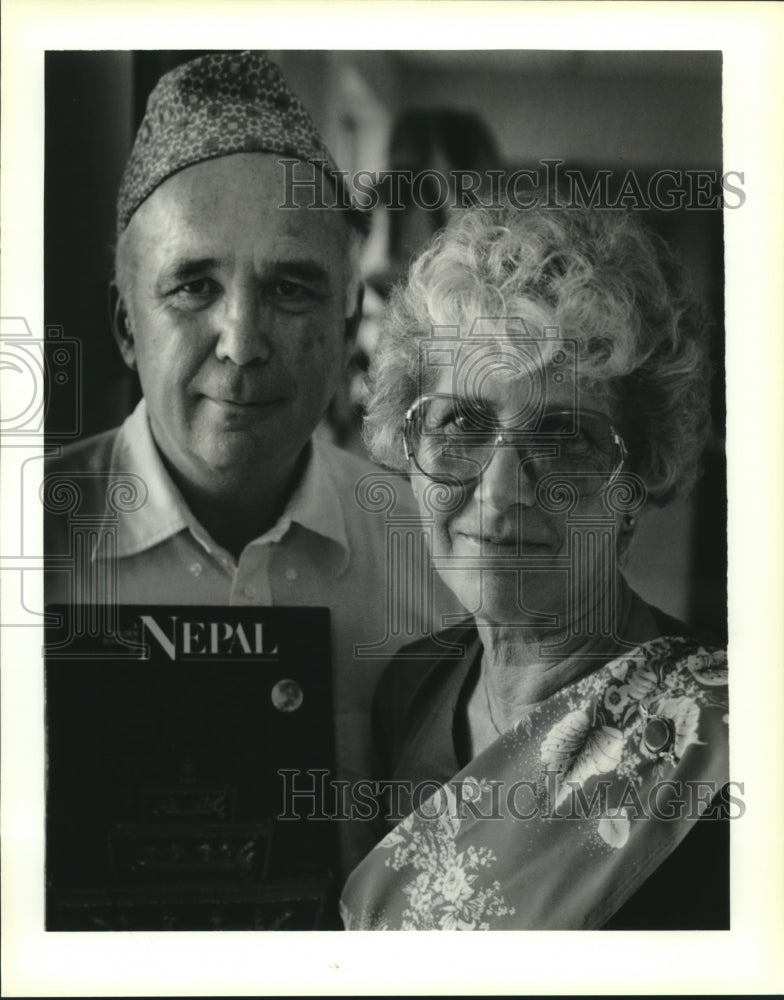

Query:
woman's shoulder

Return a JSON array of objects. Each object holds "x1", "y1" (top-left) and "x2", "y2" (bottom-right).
[
  {"x1": 608, "y1": 629, "x2": 728, "y2": 697},
  {"x1": 636, "y1": 606, "x2": 728, "y2": 687}
]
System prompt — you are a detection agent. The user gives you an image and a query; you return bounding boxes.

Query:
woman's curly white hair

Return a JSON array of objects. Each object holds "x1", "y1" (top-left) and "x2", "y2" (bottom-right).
[{"x1": 363, "y1": 202, "x2": 713, "y2": 507}]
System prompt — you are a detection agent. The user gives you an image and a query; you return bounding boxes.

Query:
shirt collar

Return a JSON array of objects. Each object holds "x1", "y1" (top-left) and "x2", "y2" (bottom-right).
[
  {"x1": 269, "y1": 432, "x2": 351, "y2": 571},
  {"x1": 107, "y1": 399, "x2": 193, "y2": 556},
  {"x1": 103, "y1": 399, "x2": 350, "y2": 573}
]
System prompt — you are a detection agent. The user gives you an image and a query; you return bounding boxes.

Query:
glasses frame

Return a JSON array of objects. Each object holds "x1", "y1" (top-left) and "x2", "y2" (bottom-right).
[{"x1": 403, "y1": 393, "x2": 628, "y2": 497}]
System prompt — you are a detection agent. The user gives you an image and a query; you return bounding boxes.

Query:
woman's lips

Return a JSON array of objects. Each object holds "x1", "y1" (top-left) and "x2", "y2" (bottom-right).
[{"x1": 453, "y1": 532, "x2": 554, "y2": 554}]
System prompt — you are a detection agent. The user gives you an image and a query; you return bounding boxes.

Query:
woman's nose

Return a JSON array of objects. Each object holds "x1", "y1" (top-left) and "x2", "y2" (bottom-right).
[
  {"x1": 479, "y1": 440, "x2": 537, "y2": 510},
  {"x1": 214, "y1": 289, "x2": 272, "y2": 366}
]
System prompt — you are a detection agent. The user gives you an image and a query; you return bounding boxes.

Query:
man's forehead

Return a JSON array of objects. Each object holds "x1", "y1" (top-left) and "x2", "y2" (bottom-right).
[
  {"x1": 125, "y1": 153, "x2": 351, "y2": 257},
  {"x1": 139, "y1": 152, "x2": 325, "y2": 211}
]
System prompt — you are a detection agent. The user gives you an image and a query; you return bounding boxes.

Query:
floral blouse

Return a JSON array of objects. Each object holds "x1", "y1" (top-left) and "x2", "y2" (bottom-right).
[{"x1": 340, "y1": 636, "x2": 729, "y2": 930}]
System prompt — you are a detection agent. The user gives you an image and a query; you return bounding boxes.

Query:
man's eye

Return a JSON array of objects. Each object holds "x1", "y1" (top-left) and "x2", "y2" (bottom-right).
[
  {"x1": 275, "y1": 279, "x2": 304, "y2": 296},
  {"x1": 165, "y1": 277, "x2": 221, "y2": 312},
  {"x1": 266, "y1": 278, "x2": 322, "y2": 312},
  {"x1": 173, "y1": 278, "x2": 220, "y2": 298},
  {"x1": 271, "y1": 279, "x2": 320, "y2": 308}
]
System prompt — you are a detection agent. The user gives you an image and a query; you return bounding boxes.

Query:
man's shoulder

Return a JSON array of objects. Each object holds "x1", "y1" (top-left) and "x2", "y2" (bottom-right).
[
  {"x1": 46, "y1": 426, "x2": 122, "y2": 475},
  {"x1": 44, "y1": 428, "x2": 127, "y2": 555}
]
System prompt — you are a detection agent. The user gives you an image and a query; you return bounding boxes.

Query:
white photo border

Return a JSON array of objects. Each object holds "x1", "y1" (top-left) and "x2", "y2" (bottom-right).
[{"x1": 2, "y1": 0, "x2": 783, "y2": 995}]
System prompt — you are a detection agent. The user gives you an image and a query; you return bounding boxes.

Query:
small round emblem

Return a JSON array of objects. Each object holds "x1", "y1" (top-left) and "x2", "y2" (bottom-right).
[
  {"x1": 271, "y1": 678, "x2": 304, "y2": 713},
  {"x1": 643, "y1": 716, "x2": 675, "y2": 756}
]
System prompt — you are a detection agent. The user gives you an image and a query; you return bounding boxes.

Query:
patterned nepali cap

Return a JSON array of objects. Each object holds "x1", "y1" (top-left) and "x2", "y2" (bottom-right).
[{"x1": 116, "y1": 50, "x2": 366, "y2": 234}]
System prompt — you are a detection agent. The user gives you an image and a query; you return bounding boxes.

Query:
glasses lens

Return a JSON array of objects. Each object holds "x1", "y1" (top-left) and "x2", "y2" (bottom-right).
[
  {"x1": 410, "y1": 396, "x2": 494, "y2": 484},
  {"x1": 533, "y1": 411, "x2": 618, "y2": 495},
  {"x1": 407, "y1": 398, "x2": 622, "y2": 495}
]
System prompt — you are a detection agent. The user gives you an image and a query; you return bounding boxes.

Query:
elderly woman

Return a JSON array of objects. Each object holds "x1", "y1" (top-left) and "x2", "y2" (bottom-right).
[{"x1": 340, "y1": 203, "x2": 729, "y2": 930}]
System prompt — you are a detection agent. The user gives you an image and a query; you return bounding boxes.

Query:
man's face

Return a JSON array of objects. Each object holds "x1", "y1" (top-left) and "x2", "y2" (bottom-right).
[{"x1": 115, "y1": 153, "x2": 353, "y2": 497}]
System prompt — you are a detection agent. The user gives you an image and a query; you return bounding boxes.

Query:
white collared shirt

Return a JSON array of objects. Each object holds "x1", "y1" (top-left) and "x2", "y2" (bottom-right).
[{"x1": 74, "y1": 400, "x2": 354, "y2": 606}]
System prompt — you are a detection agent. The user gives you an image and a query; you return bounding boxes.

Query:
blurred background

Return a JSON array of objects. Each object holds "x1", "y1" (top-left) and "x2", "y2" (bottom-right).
[{"x1": 44, "y1": 50, "x2": 725, "y2": 636}]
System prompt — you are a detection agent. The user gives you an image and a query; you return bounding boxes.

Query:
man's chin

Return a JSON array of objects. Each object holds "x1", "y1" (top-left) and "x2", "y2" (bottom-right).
[{"x1": 191, "y1": 433, "x2": 298, "y2": 482}]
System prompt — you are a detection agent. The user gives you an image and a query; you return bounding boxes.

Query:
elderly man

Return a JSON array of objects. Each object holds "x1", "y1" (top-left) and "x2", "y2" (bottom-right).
[{"x1": 44, "y1": 52, "x2": 449, "y2": 890}]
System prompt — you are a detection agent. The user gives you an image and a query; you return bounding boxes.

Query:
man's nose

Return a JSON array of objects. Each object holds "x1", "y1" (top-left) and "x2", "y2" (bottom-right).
[
  {"x1": 214, "y1": 288, "x2": 272, "y2": 366},
  {"x1": 479, "y1": 439, "x2": 537, "y2": 511}
]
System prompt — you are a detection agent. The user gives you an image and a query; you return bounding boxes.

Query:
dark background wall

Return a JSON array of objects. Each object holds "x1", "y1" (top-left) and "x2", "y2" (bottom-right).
[{"x1": 44, "y1": 50, "x2": 726, "y2": 637}]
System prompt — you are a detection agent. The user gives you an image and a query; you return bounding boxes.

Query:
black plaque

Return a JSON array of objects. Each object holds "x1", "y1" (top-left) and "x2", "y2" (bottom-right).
[{"x1": 45, "y1": 605, "x2": 338, "y2": 930}]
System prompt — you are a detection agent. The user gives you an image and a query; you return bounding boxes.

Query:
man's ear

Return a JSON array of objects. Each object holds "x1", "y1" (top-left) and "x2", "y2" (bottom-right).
[
  {"x1": 108, "y1": 282, "x2": 137, "y2": 371},
  {"x1": 343, "y1": 284, "x2": 364, "y2": 367}
]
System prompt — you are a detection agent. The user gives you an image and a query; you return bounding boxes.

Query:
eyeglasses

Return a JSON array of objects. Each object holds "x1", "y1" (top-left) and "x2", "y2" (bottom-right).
[{"x1": 403, "y1": 394, "x2": 627, "y2": 498}]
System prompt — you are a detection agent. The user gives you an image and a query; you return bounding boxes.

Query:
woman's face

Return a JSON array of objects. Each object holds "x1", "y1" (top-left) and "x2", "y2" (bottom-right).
[{"x1": 409, "y1": 360, "x2": 625, "y2": 631}]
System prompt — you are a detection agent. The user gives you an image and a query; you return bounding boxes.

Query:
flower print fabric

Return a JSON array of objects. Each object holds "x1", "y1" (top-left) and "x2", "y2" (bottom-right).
[{"x1": 340, "y1": 637, "x2": 729, "y2": 930}]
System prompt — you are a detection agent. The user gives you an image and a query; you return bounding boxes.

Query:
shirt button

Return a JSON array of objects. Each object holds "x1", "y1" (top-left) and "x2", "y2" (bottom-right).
[
  {"x1": 285, "y1": 567, "x2": 298, "y2": 582},
  {"x1": 242, "y1": 584, "x2": 257, "y2": 598},
  {"x1": 189, "y1": 562, "x2": 203, "y2": 577}
]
